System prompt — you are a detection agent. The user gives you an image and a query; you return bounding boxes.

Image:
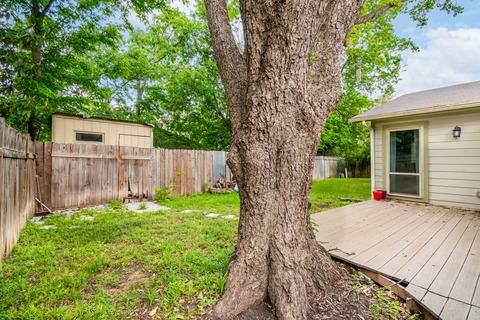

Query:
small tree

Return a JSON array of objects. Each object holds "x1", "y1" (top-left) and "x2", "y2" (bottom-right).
[
  {"x1": 203, "y1": 0, "x2": 461, "y2": 319},
  {"x1": 0, "y1": 0, "x2": 161, "y2": 140}
]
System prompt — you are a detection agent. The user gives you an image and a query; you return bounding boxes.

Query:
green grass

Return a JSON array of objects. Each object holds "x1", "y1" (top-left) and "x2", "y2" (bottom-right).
[
  {"x1": 0, "y1": 209, "x2": 235, "y2": 319},
  {"x1": 162, "y1": 192, "x2": 240, "y2": 215},
  {"x1": 0, "y1": 179, "x2": 373, "y2": 319},
  {"x1": 309, "y1": 178, "x2": 371, "y2": 212}
]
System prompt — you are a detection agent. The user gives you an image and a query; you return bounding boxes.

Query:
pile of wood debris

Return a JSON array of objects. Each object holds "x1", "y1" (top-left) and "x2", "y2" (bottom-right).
[{"x1": 208, "y1": 177, "x2": 237, "y2": 193}]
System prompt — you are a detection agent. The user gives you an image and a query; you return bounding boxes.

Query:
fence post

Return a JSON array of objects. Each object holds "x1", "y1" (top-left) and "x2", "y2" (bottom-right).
[
  {"x1": 117, "y1": 145, "x2": 122, "y2": 201},
  {"x1": 0, "y1": 119, "x2": 4, "y2": 264}
]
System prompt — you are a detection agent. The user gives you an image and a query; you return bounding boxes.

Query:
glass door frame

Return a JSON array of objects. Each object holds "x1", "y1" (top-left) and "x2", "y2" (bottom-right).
[{"x1": 386, "y1": 126, "x2": 424, "y2": 199}]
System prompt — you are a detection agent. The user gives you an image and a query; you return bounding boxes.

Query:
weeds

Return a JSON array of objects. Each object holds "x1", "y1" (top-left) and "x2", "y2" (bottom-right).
[
  {"x1": 154, "y1": 187, "x2": 172, "y2": 202},
  {"x1": 371, "y1": 290, "x2": 405, "y2": 319},
  {"x1": 107, "y1": 199, "x2": 124, "y2": 210}
]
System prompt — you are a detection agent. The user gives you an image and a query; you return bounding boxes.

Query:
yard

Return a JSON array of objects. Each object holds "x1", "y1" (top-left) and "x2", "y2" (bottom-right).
[{"x1": 0, "y1": 179, "x2": 411, "y2": 320}]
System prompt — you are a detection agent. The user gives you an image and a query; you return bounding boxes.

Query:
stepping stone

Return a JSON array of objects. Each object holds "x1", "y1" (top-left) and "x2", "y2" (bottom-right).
[
  {"x1": 180, "y1": 209, "x2": 200, "y2": 213},
  {"x1": 40, "y1": 225, "x2": 57, "y2": 229},
  {"x1": 223, "y1": 215, "x2": 237, "y2": 220},
  {"x1": 127, "y1": 202, "x2": 170, "y2": 212},
  {"x1": 79, "y1": 215, "x2": 94, "y2": 221},
  {"x1": 31, "y1": 217, "x2": 45, "y2": 225},
  {"x1": 205, "y1": 213, "x2": 221, "y2": 218}
]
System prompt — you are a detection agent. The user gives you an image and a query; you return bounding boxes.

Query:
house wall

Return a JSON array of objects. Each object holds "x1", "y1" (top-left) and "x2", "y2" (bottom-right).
[
  {"x1": 372, "y1": 107, "x2": 480, "y2": 210},
  {"x1": 52, "y1": 115, "x2": 153, "y2": 148}
]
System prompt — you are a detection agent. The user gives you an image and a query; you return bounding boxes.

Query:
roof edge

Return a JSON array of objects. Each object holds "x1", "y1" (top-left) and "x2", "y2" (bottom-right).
[
  {"x1": 52, "y1": 112, "x2": 154, "y2": 127},
  {"x1": 349, "y1": 101, "x2": 480, "y2": 123}
]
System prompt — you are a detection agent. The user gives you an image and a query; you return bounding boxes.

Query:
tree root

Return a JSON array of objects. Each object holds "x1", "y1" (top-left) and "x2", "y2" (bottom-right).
[{"x1": 204, "y1": 242, "x2": 372, "y2": 320}]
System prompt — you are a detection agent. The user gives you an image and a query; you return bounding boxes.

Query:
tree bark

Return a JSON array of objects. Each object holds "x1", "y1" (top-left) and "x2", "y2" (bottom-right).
[{"x1": 204, "y1": 1, "x2": 377, "y2": 319}]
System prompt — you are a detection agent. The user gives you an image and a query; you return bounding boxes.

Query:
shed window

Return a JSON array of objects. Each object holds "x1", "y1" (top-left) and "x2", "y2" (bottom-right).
[{"x1": 75, "y1": 132, "x2": 103, "y2": 143}]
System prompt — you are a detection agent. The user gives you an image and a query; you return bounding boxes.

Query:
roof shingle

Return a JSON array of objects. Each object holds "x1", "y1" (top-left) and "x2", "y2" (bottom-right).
[{"x1": 350, "y1": 81, "x2": 480, "y2": 122}]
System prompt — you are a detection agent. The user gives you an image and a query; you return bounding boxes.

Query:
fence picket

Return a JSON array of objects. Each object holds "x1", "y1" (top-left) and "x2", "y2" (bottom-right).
[{"x1": 0, "y1": 119, "x2": 35, "y2": 264}]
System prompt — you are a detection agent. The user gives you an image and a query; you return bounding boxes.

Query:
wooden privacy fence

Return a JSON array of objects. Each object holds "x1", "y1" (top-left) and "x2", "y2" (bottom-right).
[
  {"x1": 35, "y1": 143, "x2": 345, "y2": 211},
  {"x1": 312, "y1": 156, "x2": 344, "y2": 180},
  {"x1": 35, "y1": 143, "x2": 230, "y2": 210},
  {"x1": 0, "y1": 119, "x2": 35, "y2": 264}
]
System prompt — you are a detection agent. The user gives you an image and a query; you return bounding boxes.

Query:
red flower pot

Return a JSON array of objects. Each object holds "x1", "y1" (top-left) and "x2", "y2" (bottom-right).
[
  {"x1": 373, "y1": 190, "x2": 383, "y2": 201},
  {"x1": 380, "y1": 190, "x2": 387, "y2": 199}
]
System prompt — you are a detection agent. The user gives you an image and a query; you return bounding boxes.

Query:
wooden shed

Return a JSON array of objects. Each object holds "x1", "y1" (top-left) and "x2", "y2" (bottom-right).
[
  {"x1": 351, "y1": 81, "x2": 480, "y2": 210},
  {"x1": 52, "y1": 113, "x2": 153, "y2": 148}
]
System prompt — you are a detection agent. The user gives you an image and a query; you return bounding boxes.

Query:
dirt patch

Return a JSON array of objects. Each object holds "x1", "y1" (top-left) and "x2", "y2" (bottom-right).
[
  {"x1": 316, "y1": 203, "x2": 331, "y2": 209},
  {"x1": 106, "y1": 267, "x2": 150, "y2": 296},
  {"x1": 201, "y1": 304, "x2": 275, "y2": 320},
  {"x1": 127, "y1": 301, "x2": 163, "y2": 320},
  {"x1": 339, "y1": 262, "x2": 418, "y2": 320},
  {"x1": 179, "y1": 296, "x2": 199, "y2": 314},
  {"x1": 199, "y1": 261, "x2": 417, "y2": 320}
]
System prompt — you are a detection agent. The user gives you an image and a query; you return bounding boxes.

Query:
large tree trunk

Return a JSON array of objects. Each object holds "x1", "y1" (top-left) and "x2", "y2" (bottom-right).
[{"x1": 204, "y1": 1, "x2": 382, "y2": 319}]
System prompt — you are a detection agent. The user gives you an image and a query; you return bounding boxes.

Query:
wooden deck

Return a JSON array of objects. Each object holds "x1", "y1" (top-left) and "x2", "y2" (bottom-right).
[{"x1": 313, "y1": 200, "x2": 480, "y2": 320}]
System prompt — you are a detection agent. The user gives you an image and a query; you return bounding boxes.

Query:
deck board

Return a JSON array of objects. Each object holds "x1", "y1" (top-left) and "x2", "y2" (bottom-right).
[
  {"x1": 321, "y1": 207, "x2": 414, "y2": 253},
  {"x1": 469, "y1": 306, "x2": 480, "y2": 320},
  {"x1": 353, "y1": 208, "x2": 428, "y2": 248},
  {"x1": 354, "y1": 207, "x2": 445, "y2": 267},
  {"x1": 368, "y1": 209, "x2": 450, "y2": 270},
  {"x1": 440, "y1": 299, "x2": 471, "y2": 320},
  {"x1": 409, "y1": 213, "x2": 473, "y2": 288},
  {"x1": 313, "y1": 200, "x2": 480, "y2": 320},
  {"x1": 421, "y1": 291, "x2": 448, "y2": 316},
  {"x1": 396, "y1": 212, "x2": 466, "y2": 282},
  {"x1": 379, "y1": 208, "x2": 456, "y2": 276},
  {"x1": 316, "y1": 203, "x2": 411, "y2": 243},
  {"x1": 473, "y1": 281, "x2": 480, "y2": 307},
  {"x1": 429, "y1": 219, "x2": 480, "y2": 297}
]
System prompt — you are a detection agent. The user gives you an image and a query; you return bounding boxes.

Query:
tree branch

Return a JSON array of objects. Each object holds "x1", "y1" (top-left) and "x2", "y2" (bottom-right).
[
  {"x1": 355, "y1": 2, "x2": 399, "y2": 25},
  {"x1": 32, "y1": 0, "x2": 55, "y2": 18},
  {"x1": 32, "y1": 0, "x2": 41, "y2": 17},
  {"x1": 212, "y1": 91, "x2": 229, "y2": 125},
  {"x1": 41, "y1": 0, "x2": 56, "y2": 17},
  {"x1": 42, "y1": 0, "x2": 55, "y2": 17},
  {"x1": 204, "y1": 0, "x2": 247, "y2": 133}
]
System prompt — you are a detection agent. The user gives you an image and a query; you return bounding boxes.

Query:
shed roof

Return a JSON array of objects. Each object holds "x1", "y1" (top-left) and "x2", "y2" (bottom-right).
[
  {"x1": 52, "y1": 112, "x2": 153, "y2": 127},
  {"x1": 350, "y1": 81, "x2": 480, "y2": 122}
]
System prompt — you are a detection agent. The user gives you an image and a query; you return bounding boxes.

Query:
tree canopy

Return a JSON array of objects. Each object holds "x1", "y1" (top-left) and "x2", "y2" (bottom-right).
[
  {"x1": 0, "y1": 0, "x2": 463, "y2": 156},
  {"x1": 96, "y1": 7, "x2": 231, "y2": 150},
  {"x1": 0, "y1": 0, "x2": 128, "y2": 139}
]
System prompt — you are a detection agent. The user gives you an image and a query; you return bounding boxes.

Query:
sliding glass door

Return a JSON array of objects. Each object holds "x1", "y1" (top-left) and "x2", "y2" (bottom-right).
[{"x1": 387, "y1": 128, "x2": 422, "y2": 197}]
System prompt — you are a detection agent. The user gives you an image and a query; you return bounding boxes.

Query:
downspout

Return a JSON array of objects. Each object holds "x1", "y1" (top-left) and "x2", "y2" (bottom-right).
[{"x1": 370, "y1": 124, "x2": 375, "y2": 198}]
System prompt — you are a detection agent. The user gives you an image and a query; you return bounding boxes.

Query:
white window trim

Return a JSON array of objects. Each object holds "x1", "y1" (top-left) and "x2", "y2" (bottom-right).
[{"x1": 386, "y1": 126, "x2": 424, "y2": 199}]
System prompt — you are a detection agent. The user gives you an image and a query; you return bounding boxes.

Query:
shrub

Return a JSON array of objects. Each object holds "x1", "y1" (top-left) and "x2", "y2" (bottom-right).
[
  {"x1": 138, "y1": 202, "x2": 147, "y2": 210},
  {"x1": 107, "y1": 199, "x2": 124, "y2": 210},
  {"x1": 201, "y1": 183, "x2": 210, "y2": 193},
  {"x1": 154, "y1": 187, "x2": 171, "y2": 202}
]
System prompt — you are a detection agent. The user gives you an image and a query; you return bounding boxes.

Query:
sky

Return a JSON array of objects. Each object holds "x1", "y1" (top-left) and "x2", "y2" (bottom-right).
[{"x1": 392, "y1": 0, "x2": 480, "y2": 96}]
